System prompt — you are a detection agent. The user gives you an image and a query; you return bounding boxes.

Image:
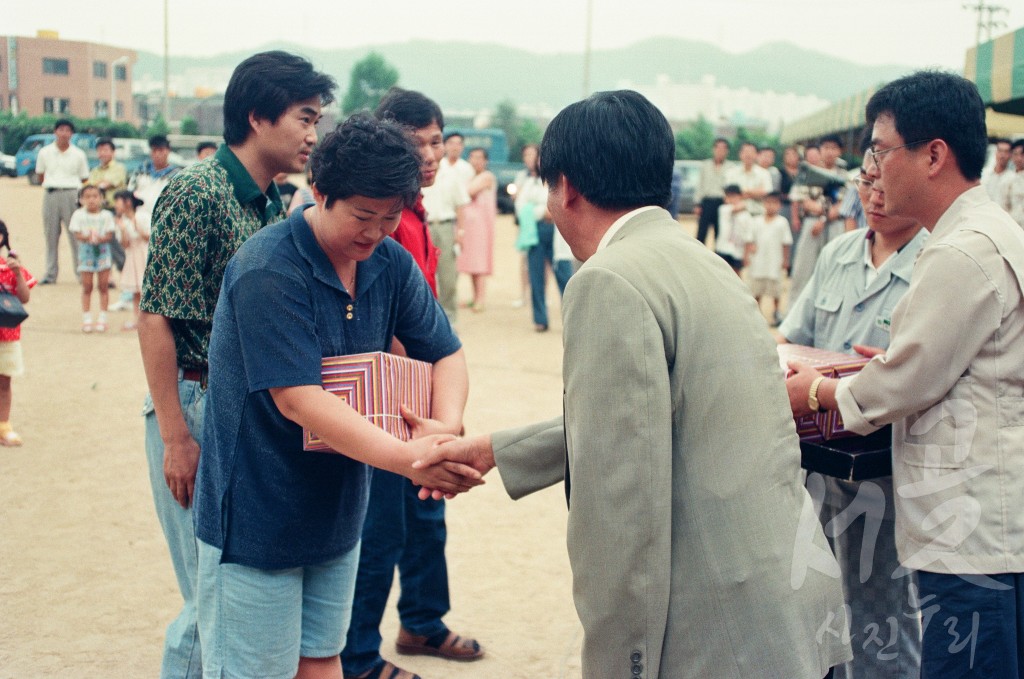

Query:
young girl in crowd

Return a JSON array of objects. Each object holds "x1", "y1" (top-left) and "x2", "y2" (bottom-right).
[
  {"x1": 0, "y1": 219, "x2": 35, "y2": 446},
  {"x1": 69, "y1": 185, "x2": 116, "y2": 333},
  {"x1": 113, "y1": 190, "x2": 150, "y2": 331}
]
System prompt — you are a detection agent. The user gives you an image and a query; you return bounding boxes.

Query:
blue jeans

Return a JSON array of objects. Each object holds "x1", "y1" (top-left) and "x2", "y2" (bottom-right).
[
  {"x1": 917, "y1": 570, "x2": 1024, "y2": 678},
  {"x1": 340, "y1": 470, "x2": 449, "y2": 675},
  {"x1": 143, "y1": 376, "x2": 206, "y2": 679},
  {"x1": 527, "y1": 221, "x2": 572, "y2": 328}
]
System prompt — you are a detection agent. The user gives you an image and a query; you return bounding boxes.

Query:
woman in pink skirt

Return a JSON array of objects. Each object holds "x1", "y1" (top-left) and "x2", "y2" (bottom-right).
[{"x1": 456, "y1": 147, "x2": 497, "y2": 311}]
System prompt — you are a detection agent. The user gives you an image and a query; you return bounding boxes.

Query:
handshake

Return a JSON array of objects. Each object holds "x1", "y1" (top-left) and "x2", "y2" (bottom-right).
[{"x1": 397, "y1": 405, "x2": 495, "y2": 501}]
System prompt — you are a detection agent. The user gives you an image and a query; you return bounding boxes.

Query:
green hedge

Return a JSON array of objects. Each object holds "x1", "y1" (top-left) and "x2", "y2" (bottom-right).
[{"x1": 0, "y1": 112, "x2": 143, "y2": 155}]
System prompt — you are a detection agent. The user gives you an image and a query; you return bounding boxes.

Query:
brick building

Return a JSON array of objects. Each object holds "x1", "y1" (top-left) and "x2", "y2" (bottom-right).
[{"x1": 0, "y1": 31, "x2": 137, "y2": 125}]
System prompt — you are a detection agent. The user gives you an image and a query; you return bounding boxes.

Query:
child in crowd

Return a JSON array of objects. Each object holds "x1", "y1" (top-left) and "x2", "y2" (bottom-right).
[
  {"x1": 113, "y1": 190, "x2": 150, "y2": 331},
  {"x1": 0, "y1": 219, "x2": 35, "y2": 446},
  {"x1": 69, "y1": 185, "x2": 116, "y2": 333},
  {"x1": 715, "y1": 184, "x2": 752, "y2": 275},
  {"x1": 744, "y1": 191, "x2": 792, "y2": 326}
]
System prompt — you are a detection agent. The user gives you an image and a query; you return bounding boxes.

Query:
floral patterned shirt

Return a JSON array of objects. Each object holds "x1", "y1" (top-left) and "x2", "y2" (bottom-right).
[{"x1": 140, "y1": 145, "x2": 282, "y2": 369}]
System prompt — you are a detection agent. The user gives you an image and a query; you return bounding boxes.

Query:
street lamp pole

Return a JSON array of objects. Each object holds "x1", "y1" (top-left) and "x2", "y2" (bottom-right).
[{"x1": 111, "y1": 56, "x2": 130, "y2": 121}]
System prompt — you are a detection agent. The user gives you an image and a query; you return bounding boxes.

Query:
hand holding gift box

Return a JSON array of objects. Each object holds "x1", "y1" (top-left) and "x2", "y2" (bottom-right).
[
  {"x1": 777, "y1": 344, "x2": 870, "y2": 442},
  {"x1": 304, "y1": 351, "x2": 432, "y2": 451}
]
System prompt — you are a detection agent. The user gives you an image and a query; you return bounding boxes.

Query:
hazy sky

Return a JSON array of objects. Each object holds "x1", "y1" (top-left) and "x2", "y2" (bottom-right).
[{"x1": 7, "y1": 0, "x2": 1023, "y2": 70}]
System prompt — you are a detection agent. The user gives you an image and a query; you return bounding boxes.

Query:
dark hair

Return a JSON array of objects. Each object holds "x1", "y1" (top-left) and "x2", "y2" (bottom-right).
[
  {"x1": 79, "y1": 184, "x2": 102, "y2": 199},
  {"x1": 0, "y1": 219, "x2": 10, "y2": 252},
  {"x1": 1011, "y1": 139, "x2": 1024, "y2": 153},
  {"x1": 804, "y1": 143, "x2": 820, "y2": 153},
  {"x1": 223, "y1": 51, "x2": 337, "y2": 146},
  {"x1": 54, "y1": 119, "x2": 74, "y2": 132},
  {"x1": 96, "y1": 137, "x2": 114, "y2": 150},
  {"x1": 993, "y1": 138, "x2": 1011, "y2": 147},
  {"x1": 196, "y1": 141, "x2": 218, "y2": 155},
  {"x1": 819, "y1": 134, "x2": 843, "y2": 149},
  {"x1": 865, "y1": 70, "x2": 986, "y2": 180},
  {"x1": 310, "y1": 113, "x2": 421, "y2": 210},
  {"x1": 723, "y1": 184, "x2": 743, "y2": 195},
  {"x1": 713, "y1": 137, "x2": 731, "y2": 149},
  {"x1": 758, "y1": 146, "x2": 776, "y2": 154},
  {"x1": 374, "y1": 87, "x2": 444, "y2": 131},
  {"x1": 113, "y1": 189, "x2": 144, "y2": 208},
  {"x1": 859, "y1": 129, "x2": 873, "y2": 154},
  {"x1": 443, "y1": 132, "x2": 464, "y2": 142},
  {"x1": 538, "y1": 90, "x2": 673, "y2": 210},
  {"x1": 765, "y1": 191, "x2": 783, "y2": 201},
  {"x1": 468, "y1": 146, "x2": 488, "y2": 160},
  {"x1": 739, "y1": 141, "x2": 758, "y2": 152},
  {"x1": 148, "y1": 135, "x2": 170, "y2": 149}
]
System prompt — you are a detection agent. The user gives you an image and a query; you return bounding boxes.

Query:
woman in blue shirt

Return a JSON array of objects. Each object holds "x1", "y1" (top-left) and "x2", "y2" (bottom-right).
[{"x1": 193, "y1": 114, "x2": 480, "y2": 679}]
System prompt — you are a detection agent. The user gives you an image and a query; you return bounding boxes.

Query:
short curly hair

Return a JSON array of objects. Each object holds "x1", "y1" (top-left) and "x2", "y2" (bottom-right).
[{"x1": 310, "y1": 113, "x2": 421, "y2": 210}]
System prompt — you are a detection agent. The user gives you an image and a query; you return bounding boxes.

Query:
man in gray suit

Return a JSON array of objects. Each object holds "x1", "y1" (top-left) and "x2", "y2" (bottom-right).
[{"x1": 417, "y1": 90, "x2": 850, "y2": 678}]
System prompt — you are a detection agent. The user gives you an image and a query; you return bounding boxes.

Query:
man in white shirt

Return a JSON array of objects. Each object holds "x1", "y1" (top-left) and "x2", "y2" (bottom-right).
[
  {"x1": 725, "y1": 141, "x2": 772, "y2": 216},
  {"x1": 1003, "y1": 139, "x2": 1024, "y2": 227},
  {"x1": 982, "y1": 138, "x2": 1013, "y2": 202},
  {"x1": 35, "y1": 119, "x2": 88, "y2": 283},
  {"x1": 421, "y1": 131, "x2": 470, "y2": 323}
]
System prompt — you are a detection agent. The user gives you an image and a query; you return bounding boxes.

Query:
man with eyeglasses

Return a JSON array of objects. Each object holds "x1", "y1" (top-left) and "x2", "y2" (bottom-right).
[
  {"x1": 787, "y1": 71, "x2": 1024, "y2": 678},
  {"x1": 778, "y1": 131, "x2": 926, "y2": 679}
]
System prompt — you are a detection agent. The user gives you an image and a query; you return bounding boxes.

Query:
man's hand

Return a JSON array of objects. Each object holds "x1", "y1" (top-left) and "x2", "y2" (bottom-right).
[
  {"x1": 413, "y1": 434, "x2": 496, "y2": 500},
  {"x1": 785, "y1": 361, "x2": 825, "y2": 418},
  {"x1": 163, "y1": 435, "x2": 201, "y2": 509},
  {"x1": 810, "y1": 218, "x2": 826, "y2": 237},
  {"x1": 404, "y1": 434, "x2": 484, "y2": 498}
]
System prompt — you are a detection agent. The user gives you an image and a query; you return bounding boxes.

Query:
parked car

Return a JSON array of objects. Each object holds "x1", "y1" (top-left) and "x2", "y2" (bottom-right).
[
  {"x1": 0, "y1": 153, "x2": 16, "y2": 178},
  {"x1": 673, "y1": 159, "x2": 702, "y2": 215},
  {"x1": 15, "y1": 133, "x2": 98, "y2": 184}
]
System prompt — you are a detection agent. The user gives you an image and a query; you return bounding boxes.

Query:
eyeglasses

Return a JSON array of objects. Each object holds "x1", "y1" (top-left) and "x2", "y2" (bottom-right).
[
  {"x1": 865, "y1": 139, "x2": 931, "y2": 168},
  {"x1": 853, "y1": 176, "x2": 874, "y2": 191}
]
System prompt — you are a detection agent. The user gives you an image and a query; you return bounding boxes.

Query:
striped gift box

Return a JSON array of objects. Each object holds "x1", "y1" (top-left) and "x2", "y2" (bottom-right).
[
  {"x1": 303, "y1": 352, "x2": 432, "y2": 452},
  {"x1": 777, "y1": 344, "x2": 870, "y2": 442}
]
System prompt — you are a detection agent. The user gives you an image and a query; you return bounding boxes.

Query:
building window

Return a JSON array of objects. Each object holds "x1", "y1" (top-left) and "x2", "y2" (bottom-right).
[
  {"x1": 43, "y1": 97, "x2": 71, "y2": 114},
  {"x1": 42, "y1": 58, "x2": 69, "y2": 75},
  {"x1": 94, "y1": 99, "x2": 109, "y2": 118},
  {"x1": 116, "y1": 101, "x2": 124, "y2": 118},
  {"x1": 114, "y1": 64, "x2": 127, "y2": 81},
  {"x1": 93, "y1": 61, "x2": 107, "y2": 78}
]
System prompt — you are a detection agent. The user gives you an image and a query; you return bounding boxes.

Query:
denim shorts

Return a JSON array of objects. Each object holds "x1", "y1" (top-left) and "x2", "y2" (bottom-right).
[
  {"x1": 77, "y1": 242, "x2": 112, "y2": 273},
  {"x1": 196, "y1": 539, "x2": 360, "y2": 679}
]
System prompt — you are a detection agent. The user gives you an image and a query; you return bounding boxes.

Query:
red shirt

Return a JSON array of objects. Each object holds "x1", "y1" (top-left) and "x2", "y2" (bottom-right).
[
  {"x1": 390, "y1": 194, "x2": 439, "y2": 298},
  {"x1": 0, "y1": 259, "x2": 35, "y2": 342}
]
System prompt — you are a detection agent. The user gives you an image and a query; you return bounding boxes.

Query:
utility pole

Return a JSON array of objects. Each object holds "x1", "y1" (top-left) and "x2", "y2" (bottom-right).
[
  {"x1": 582, "y1": 0, "x2": 593, "y2": 99},
  {"x1": 963, "y1": 1, "x2": 1008, "y2": 45},
  {"x1": 163, "y1": 0, "x2": 171, "y2": 123}
]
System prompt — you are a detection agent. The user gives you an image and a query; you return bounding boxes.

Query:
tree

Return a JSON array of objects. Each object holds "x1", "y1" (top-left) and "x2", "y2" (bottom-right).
[
  {"x1": 180, "y1": 116, "x2": 200, "y2": 135},
  {"x1": 342, "y1": 52, "x2": 400, "y2": 115},
  {"x1": 673, "y1": 116, "x2": 716, "y2": 160},
  {"x1": 144, "y1": 114, "x2": 170, "y2": 139}
]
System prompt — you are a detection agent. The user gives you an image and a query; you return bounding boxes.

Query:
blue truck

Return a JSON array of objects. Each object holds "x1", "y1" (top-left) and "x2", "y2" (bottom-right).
[{"x1": 444, "y1": 127, "x2": 524, "y2": 214}]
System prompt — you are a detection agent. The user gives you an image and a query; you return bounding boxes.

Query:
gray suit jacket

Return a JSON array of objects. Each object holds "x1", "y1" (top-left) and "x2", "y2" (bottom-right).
[{"x1": 493, "y1": 208, "x2": 851, "y2": 678}]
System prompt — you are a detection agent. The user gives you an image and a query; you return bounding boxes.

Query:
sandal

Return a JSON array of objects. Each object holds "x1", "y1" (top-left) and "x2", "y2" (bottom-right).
[
  {"x1": 396, "y1": 627, "x2": 484, "y2": 661},
  {"x1": 0, "y1": 429, "x2": 22, "y2": 446},
  {"x1": 94, "y1": 322, "x2": 107, "y2": 333},
  {"x1": 82, "y1": 321, "x2": 93, "y2": 334},
  {"x1": 344, "y1": 659, "x2": 421, "y2": 679}
]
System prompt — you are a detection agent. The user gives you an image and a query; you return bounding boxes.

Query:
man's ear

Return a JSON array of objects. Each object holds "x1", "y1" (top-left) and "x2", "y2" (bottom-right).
[
  {"x1": 926, "y1": 139, "x2": 951, "y2": 179},
  {"x1": 248, "y1": 111, "x2": 264, "y2": 137},
  {"x1": 558, "y1": 175, "x2": 581, "y2": 209}
]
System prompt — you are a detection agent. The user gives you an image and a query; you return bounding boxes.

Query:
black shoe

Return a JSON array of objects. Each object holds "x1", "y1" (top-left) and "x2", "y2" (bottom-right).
[{"x1": 39, "y1": 279, "x2": 56, "y2": 285}]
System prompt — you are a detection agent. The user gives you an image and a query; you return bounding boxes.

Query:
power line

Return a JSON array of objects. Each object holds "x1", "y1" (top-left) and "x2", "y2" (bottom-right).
[{"x1": 963, "y1": 1, "x2": 1009, "y2": 45}]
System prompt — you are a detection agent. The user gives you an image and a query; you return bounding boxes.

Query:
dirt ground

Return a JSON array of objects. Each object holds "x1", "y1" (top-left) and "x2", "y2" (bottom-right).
[{"x1": 2, "y1": 175, "x2": 684, "y2": 678}]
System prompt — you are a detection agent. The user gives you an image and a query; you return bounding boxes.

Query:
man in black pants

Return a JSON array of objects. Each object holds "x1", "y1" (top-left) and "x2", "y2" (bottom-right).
[{"x1": 693, "y1": 137, "x2": 730, "y2": 247}]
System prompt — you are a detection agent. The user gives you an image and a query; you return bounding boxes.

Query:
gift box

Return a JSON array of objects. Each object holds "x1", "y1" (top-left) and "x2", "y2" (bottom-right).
[
  {"x1": 303, "y1": 352, "x2": 432, "y2": 452},
  {"x1": 778, "y1": 344, "x2": 870, "y2": 442},
  {"x1": 799, "y1": 426, "x2": 893, "y2": 481}
]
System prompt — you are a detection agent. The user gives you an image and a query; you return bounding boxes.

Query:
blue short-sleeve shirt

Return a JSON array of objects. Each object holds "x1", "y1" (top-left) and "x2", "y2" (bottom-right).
[{"x1": 194, "y1": 208, "x2": 461, "y2": 570}]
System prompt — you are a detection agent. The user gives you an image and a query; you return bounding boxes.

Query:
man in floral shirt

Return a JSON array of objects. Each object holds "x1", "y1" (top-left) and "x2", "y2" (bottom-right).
[{"x1": 137, "y1": 51, "x2": 335, "y2": 679}]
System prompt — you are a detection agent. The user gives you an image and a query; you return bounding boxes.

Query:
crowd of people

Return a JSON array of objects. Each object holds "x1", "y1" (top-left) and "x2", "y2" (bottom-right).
[{"x1": 2, "y1": 44, "x2": 1023, "y2": 679}]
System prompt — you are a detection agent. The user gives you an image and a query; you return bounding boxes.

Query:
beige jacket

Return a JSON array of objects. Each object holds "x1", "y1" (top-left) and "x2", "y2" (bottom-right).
[
  {"x1": 836, "y1": 185, "x2": 1024, "y2": 575},
  {"x1": 493, "y1": 208, "x2": 850, "y2": 679}
]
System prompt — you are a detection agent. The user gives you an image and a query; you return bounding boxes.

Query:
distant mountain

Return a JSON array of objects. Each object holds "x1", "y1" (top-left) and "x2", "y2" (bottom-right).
[{"x1": 134, "y1": 37, "x2": 916, "y2": 114}]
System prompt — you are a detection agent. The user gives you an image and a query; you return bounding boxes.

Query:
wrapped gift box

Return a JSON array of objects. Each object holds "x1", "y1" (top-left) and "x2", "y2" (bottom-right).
[
  {"x1": 800, "y1": 426, "x2": 893, "y2": 481},
  {"x1": 777, "y1": 344, "x2": 870, "y2": 442},
  {"x1": 303, "y1": 352, "x2": 432, "y2": 452}
]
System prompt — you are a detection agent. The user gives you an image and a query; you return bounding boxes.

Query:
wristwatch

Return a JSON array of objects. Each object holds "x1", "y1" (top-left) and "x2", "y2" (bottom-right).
[{"x1": 807, "y1": 376, "x2": 825, "y2": 413}]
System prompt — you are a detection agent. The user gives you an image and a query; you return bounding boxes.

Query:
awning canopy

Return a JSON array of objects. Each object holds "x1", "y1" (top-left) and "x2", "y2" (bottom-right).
[{"x1": 966, "y1": 26, "x2": 1024, "y2": 116}]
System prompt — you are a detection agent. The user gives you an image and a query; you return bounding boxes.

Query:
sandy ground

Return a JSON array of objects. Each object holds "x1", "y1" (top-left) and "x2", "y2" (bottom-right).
[{"x1": 2, "y1": 175, "x2": 699, "y2": 678}]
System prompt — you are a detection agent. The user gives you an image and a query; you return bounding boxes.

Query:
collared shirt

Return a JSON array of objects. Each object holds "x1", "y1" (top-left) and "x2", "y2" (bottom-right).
[
  {"x1": 390, "y1": 195, "x2": 439, "y2": 297},
  {"x1": 694, "y1": 159, "x2": 731, "y2": 203},
  {"x1": 140, "y1": 144, "x2": 282, "y2": 369},
  {"x1": 88, "y1": 160, "x2": 128, "y2": 208},
  {"x1": 35, "y1": 143, "x2": 88, "y2": 189},
  {"x1": 194, "y1": 211, "x2": 460, "y2": 569},
  {"x1": 746, "y1": 214, "x2": 793, "y2": 280},
  {"x1": 725, "y1": 164, "x2": 773, "y2": 215},
  {"x1": 838, "y1": 182, "x2": 866, "y2": 230},
  {"x1": 780, "y1": 227, "x2": 926, "y2": 354},
  {"x1": 835, "y1": 185, "x2": 1024, "y2": 574},
  {"x1": 596, "y1": 206, "x2": 659, "y2": 253},
  {"x1": 1003, "y1": 170, "x2": 1024, "y2": 227},
  {"x1": 982, "y1": 165, "x2": 1012, "y2": 202},
  {"x1": 421, "y1": 161, "x2": 470, "y2": 222}
]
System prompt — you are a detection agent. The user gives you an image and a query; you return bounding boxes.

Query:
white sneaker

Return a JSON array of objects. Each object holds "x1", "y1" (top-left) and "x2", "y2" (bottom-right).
[
  {"x1": 511, "y1": 299, "x2": 525, "y2": 309},
  {"x1": 109, "y1": 299, "x2": 130, "y2": 312}
]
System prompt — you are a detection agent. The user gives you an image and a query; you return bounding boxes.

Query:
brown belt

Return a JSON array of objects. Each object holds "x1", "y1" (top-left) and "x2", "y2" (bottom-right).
[{"x1": 181, "y1": 367, "x2": 208, "y2": 387}]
